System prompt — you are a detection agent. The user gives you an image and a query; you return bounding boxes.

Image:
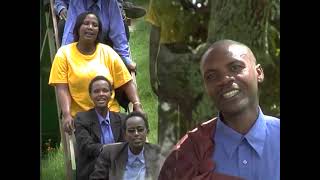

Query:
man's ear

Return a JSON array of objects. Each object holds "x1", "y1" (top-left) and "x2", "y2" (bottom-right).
[{"x1": 256, "y1": 64, "x2": 264, "y2": 83}]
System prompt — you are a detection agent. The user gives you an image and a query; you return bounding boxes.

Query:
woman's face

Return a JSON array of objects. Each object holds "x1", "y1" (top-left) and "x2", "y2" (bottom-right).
[
  {"x1": 78, "y1": 14, "x2": 99, "y2": 43},
  {"x1": 90, "y1": 80, "x2": 111, "y2": 109}
]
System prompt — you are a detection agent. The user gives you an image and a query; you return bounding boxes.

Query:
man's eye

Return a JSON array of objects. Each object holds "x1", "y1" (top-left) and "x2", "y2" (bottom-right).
[
  {"x1": 137, "y1": 128, "x2": 145, "y2": 132},
  {"x1": 128, "y1": 129, "x2": 136, "y2": 133},
  {"x1": 231, "y1": 65, "x2": 243, "y2": 72},
  {"x1": 206, "y1": 73, "x2": 216, "y2": 81}
]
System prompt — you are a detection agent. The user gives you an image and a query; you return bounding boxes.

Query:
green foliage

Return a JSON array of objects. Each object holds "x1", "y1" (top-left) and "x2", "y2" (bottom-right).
[{"x1": 208, "y1": 0, "x2": 280, "y2": 116}]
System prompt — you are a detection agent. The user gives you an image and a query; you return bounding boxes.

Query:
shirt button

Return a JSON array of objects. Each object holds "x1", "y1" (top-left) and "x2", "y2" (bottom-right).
[{"x1": 242, "y1": 160, "x2": 247, "y2": 165}]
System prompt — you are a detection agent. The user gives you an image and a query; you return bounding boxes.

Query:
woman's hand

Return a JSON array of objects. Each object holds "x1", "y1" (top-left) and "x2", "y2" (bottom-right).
[
  {"x1": 126, "y1": 62, "x2": 137, "y2": 72},
  {"x1": 63, "y1": 113, "x2": 74, "y2": 135},
  {"x1": 133, "y1": 102, "x2": 143, "y2": 113},
  {"x1": 59, "y1": 8, "x2": 68, "y2": 20},
  {"x1": 56, "y1": 83, "x2": 73, "y2": 134}
]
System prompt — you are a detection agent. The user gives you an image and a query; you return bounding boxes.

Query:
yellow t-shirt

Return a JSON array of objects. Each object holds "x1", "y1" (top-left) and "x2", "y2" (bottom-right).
[
  {"x1": 145, "y1": 0, "x2": 209, "y2": 46},
  {"x1": 48, "y1": 42, "x2": 132, "y2": 117}
]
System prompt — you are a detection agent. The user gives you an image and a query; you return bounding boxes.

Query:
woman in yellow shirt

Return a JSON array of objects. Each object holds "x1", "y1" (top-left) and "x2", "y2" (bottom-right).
[{"x1": 49, "y1": 11, "x2": 142, "y2": 134}]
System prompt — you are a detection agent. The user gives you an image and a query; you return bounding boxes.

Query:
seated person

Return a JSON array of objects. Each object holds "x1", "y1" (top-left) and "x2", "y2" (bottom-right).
[
  {"x1": 74, "y1": 76, "x2": 127, "y2": 180},
  {"x1": 90, "y1": 111, "x2": 165, "y2": 180}
]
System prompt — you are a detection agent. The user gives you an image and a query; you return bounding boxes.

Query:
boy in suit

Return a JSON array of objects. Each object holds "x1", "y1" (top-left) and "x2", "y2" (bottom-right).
[{"x1": 90, "y1": 111, "x2": 165, "y2": 180}]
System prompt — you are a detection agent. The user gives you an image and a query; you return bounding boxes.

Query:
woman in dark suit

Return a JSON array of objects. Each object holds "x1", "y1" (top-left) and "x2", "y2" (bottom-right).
[{"x1": 75, "y1": 76, "x2": 126, "y2": 180}]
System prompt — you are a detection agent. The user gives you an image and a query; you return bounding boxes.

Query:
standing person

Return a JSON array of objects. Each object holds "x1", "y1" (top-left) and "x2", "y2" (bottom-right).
[
  {"x1": 48, "y1": 12, "x2": 143, "y2": 135},
  {"x1": 75, "y1": 76, "x2": 126, "y2": 180},
  {"x1": 54, "y1": 0, "x2": 146, "y2": 46},
  {"x1": 146, "y1": 0, "x2": 215, "y2": 155},
  {"x1": 61, "y1": 0, "x2": 136, "y2": 71},
  {"x1": 159, "y1": 40, "x2": 280, "y2": 180},
  {"x1": 54, "y1": 0, "x2": 69, "y2": 45},
  {"x1": 90, "y1": 111, "x2": 164, "y2": 180}
]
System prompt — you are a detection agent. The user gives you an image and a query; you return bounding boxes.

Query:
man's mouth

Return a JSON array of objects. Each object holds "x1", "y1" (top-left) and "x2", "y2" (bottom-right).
[
  {"x1": 133, "y1": 139, "x2": 143, "y2": 143},
  {"x1": 222, "y1": 89, "x2": 240, "y2": 99}
]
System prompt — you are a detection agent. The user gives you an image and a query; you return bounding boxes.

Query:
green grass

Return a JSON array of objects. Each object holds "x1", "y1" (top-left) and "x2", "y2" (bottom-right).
[
  {"x1": 129, "y1": 19, "x2": 158, "y2": 144},
  {"x1": 41, "y1": 17, "x2": 157, "y2": 179},
  {"x1": 41, "y1": 146, "x2": 66, "y2": 180}
]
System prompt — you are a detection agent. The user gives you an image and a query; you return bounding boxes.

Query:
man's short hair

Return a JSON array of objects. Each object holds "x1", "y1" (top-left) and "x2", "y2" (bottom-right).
[
  {"x1": 88, "y1": 76, "x2": 113, "y2": 94},
  {"x1": 124, "y1": 111, "x2": 149, "y2": 131}
]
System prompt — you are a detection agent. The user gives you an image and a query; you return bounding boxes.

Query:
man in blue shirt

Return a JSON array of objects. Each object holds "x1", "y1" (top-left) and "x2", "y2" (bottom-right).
[
  {"x1": 159, "y1": 39, "x2": 280, "y2": 180},
  {"x1": 54, "y1": 0, "x2": 146, "y2": 45},
  {"x1": 54, "y1": 0, "x2": 69, "y2": 45},
  {"x1": 90, "y1": 111, "x2": 165, "y2": 180},
  {"x1": 74, "y1": 76, "x2": 127, "y2": 180},
  {"x1": 56, "y1": 0, "x2": 136, "y2": 71}
]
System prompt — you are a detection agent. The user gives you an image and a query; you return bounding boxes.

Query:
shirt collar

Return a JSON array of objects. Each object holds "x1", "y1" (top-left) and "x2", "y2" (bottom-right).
[
  {"x1": 244, "y1": 108, "x2": 266, "y2": 157},
  {"x1": 95, "y1": 109, "x2": 110, "y2": 125},
  {"x1": 127, "y1": 146, "x2": 145, "y2": 165},
  {"x1": 214, "y1": 107, "x2": 266, "y2": 158}
]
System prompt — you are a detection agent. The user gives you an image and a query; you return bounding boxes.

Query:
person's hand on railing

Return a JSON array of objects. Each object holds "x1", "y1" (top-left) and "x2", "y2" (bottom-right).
[
  {"x1": 132, "y1": 102, "x2": 148, "y2": 122},
  {"x1": 132, "y1": 101, "x2": 144, "y2": 114},
  {"x1": 63, "y1": 113, "x2": 74, "y2": 135},
  {"x1": 59, "y1": 8, "x2": 68, "y2": 20},
  {"x1": 126, "y1": 62, "x2": 137, "y2": 73}
]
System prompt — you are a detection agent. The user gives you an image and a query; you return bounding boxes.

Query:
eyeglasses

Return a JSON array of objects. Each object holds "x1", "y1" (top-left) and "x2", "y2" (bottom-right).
[{"x1": 127, "y1": 127, "x2": 146, "y2": 134}]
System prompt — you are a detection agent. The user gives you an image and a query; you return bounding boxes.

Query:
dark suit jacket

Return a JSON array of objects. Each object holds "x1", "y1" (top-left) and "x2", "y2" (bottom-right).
[
  {"x1": 74, "y1": 108, "x2": 126, "y2": 180},
  {"x1": 90, "y1": 142, "x2": 165, "y2": 180}
]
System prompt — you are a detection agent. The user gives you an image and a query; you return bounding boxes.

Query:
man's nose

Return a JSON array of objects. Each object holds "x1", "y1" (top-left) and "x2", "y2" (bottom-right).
[
  {"x1": 217, "y1": 74, "x2": 235, "y2": 87},
  {"x1": 98, "y1": 91, "x2": 105, "y2": 95},
  {"x1": 134, "y1": 129, "x2": 139, "y2": 135}
]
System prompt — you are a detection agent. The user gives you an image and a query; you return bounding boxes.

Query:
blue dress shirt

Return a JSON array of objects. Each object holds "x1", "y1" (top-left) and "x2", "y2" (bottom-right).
[
  {"x1": 95, "y1": 109, "x2": 115, "y2": 144},
  {"x1": 123, "y1": 147, "x2": 146, "y2": 180},
  {"x1": 62, "y1": 0, "x2": 132, "y2": 64},
  {"x1": 212, "y1": 108, "x2": 280, "y2": 180},
  {"x1": 54, "y1": 0, "x2": 69, "y2": 15}
]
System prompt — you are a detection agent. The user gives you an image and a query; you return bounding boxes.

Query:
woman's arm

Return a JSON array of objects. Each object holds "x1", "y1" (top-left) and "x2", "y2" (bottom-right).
[
  {"x1": 119, "y1": 80, "x2": 143, "y2": 112},
  {"x1": 56, "y1": 83, "x2": 74, "y2": 134}
]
